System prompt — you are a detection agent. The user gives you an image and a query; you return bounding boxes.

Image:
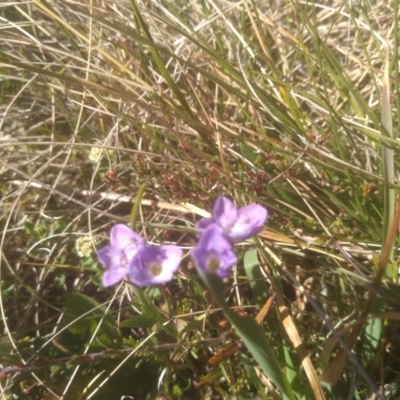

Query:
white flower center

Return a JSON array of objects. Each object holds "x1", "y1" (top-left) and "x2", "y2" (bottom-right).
[{"x1": 120, "y1": 254, "x2": 128, "y2": 266}]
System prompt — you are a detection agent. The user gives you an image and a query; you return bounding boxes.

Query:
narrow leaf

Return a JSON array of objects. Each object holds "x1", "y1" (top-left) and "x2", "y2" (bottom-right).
[
  {"x1": 196, "y1": 266, "x2": 295, "y2": 400},
  {"x1": 243, "y1": 248, "x2": 268, "y2": 301}
]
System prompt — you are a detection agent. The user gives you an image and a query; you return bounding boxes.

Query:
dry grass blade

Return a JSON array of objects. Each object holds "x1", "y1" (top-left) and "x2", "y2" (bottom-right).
[
  {"x1": 1, "y1": 0, "x2": 399, "y2": 397},
  {"x1": 321, "y1": 193, "x2": 400, "y2": 385},
  {"x1": 207, "y1": 292, "x2": 277, "y2": 367},
  {"x1": 260, "y1": 251, "x2": 326, "y2": 400}
]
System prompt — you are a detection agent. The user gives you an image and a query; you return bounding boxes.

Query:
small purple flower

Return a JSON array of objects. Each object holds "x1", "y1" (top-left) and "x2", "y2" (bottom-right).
[
  {"x1": 97, "y1": 224, "x2": 145, "y2": 287},
  {"x1": 129, "y1": 245, "x2": 183, "y2": 286},
  {"x1": 196, "y1": 196, "x2": 267, "y2": 242},
  {"x1": 191, "y1": 225, "x2": 237, "y2": 278}
]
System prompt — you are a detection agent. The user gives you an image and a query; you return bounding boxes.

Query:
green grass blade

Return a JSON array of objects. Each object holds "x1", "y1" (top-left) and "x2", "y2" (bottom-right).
[
  {"x1": 243, "y1": 248, "x2": 268, "y2": 301},
  {"x1": 195, "y1": 266, "x2": 296, "y2": 400},
  {"x1": 381, "y1": 54, "x2": 395, "y2": 273},
  {"x1": 364, "y1": 54, "x2": 396, "y2": 372},
  {"x1": 129, "y1": 183, "x2": 146, "y2": 230}
]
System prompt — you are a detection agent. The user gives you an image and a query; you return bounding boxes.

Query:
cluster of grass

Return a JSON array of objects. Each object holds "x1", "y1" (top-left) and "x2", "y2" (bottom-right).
[{"x1": 0, "y1": 0, "x2": 399, "y2": 398}]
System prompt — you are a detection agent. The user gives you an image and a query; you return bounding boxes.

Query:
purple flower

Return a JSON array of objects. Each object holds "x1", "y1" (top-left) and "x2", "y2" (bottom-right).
[
  {"x1": 97, "y1": 224, "x2": 145, "y2": 287},
  {"x1": 129, "y1": 245, "x2": 183, "y2": 286},
  {"x1": 97, "y1": 224, "x2": 183, "y2": 287},
  {"x1": 196, "y1": 196, "x2": 267, "y2": 242},
  {"x1": 191, "y1": 225, "x2": 237, "y2": 278}
]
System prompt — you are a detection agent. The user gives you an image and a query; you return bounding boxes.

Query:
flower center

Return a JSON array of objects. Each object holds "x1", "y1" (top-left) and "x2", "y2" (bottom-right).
[
  {"x1": 148, "y1": 261, "x2": 162, "y2": 276},
  {"x1": 120, "y1": 254, "x2": 128, "y2": 266},
  {"x1": 206, "y1": 254, "x2": 220, "y2": 272}
]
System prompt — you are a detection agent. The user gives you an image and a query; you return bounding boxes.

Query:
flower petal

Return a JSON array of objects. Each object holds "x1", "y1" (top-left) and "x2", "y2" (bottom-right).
[
  {"x1": 196, "y1": 217, "x2": 215, "y2": 231},
  {"x1": 102, "y1": 267, "x2": 128, "y2": 287},
  {"x1": 229, "y1": 204, "x2": 268, "y2": 242},
  {"x1": 97, "y1": 245, "x2": 127, "y2": 270},
  {"x1": 109, "y1": 224, "x2": 145, "y2": 250},
  {"x1": 153, "y1": 245, "x2": 182, "y2": 284},
  {"x1": 129, "y1": 246, "x2": 182, "y2": 286},
  {"x1": 212, "y1": 197, "x2": 238, "y2": 233},
  {"x1": 124, "y1": 242, "x2": 142, "y2": 261},
  {"x1": 97, "y1": 245, "x2": 113, "y2": 267},
  {"x1": 161, "y1": 245, "x2": 183, "y2": 271},
  {"x1": 191, "y1": 226, "x2": 237, "y2": 277}
]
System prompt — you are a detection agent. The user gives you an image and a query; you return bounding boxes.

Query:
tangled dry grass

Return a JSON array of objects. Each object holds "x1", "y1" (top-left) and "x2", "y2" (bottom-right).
[{"x1": 0, "y1": 0, "x2": 399, "y2": 398}]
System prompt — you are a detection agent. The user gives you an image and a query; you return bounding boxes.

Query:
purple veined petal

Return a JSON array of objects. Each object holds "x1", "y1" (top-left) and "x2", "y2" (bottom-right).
[
  {"x1": 191, "y1": 225, "x2": 237, "y2": 277},
  {"x1": 161, "y1": 245, "x2": 183, "y2": 275},
  {"x1": 228, "y1": 204, "x2": 268, "y2": 242},
  {"x1": 197, "y1": 225, "x2": 232, "y2": 251},
  {"x1": 97, "y1": 245, "x2": 113, "y2": 267},
  {"x1": 102, "y1": 267, "x2": 129, "y2": 287},
  {"x1": 195, "y1": 217, "x2": 215, "y2": 231},
  {"x1": 215, "y1": 250, "x2": 237, "y2": 277},
  {"x1": 109, "y1": 224, "x2": 145, "y2": 250},
  {"x1": 97, "y1": 225, "x2": 147, "y2": 287},
  {"x1": 124, "y1": 242, "x2": 143, "y2": 261},
  {"x1": 212, "y1": 197, "x2": 238, "y2": 233},
  {"x1": 129, "y1": 246, "x2": 182, "y2": 287},
  {"x1": 191, "y1": 247, "x2": 237, "y2": 278},
  {"x1": 150, "y1": 245, "x2": 182, "y2": 284},
  {"x1": 97, "y1": 245, "x2": 129, "y2": 270},
  {"x1": 97, "y1": 245, "x2": 130, "y2": 286}
]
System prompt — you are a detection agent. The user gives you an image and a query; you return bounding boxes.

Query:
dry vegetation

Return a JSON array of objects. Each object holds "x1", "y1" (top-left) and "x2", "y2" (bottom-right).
[{"x1": 0, "y1": 0, "x2": 399, "y2": 399}]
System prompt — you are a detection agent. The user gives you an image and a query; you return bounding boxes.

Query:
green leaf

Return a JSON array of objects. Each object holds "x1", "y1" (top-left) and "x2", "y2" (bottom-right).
[
  {"x1": 242, "y1": 357, "x2": 270, "y2": 400},
  {"x1": 243, "y1": 248, "x2": 269, "y2": 301},
  {"x1": 240, "y1": 142, "x2": 257, "y2": 163},
  {"x1": 62, "y1": 293, "x2": 122, "y2": 351},
  {"x1": 282, "y1": 344, "x2": 303, "y2": 398},
  {"x1": 381, "y1": 55, "x2": 396, "y2": 276},
  {"x1": 196, "y1": 266, "x2": 295, "y2": 400},
  {"x1": 129, "y1": 183, "x2": 146, "y2": 229},
  {"x1": 363, "y1": 298, "x2": 384, "y2": 363},
  {"x1": 119, "y1": 315, "x2": 159, "y2": 329}
]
